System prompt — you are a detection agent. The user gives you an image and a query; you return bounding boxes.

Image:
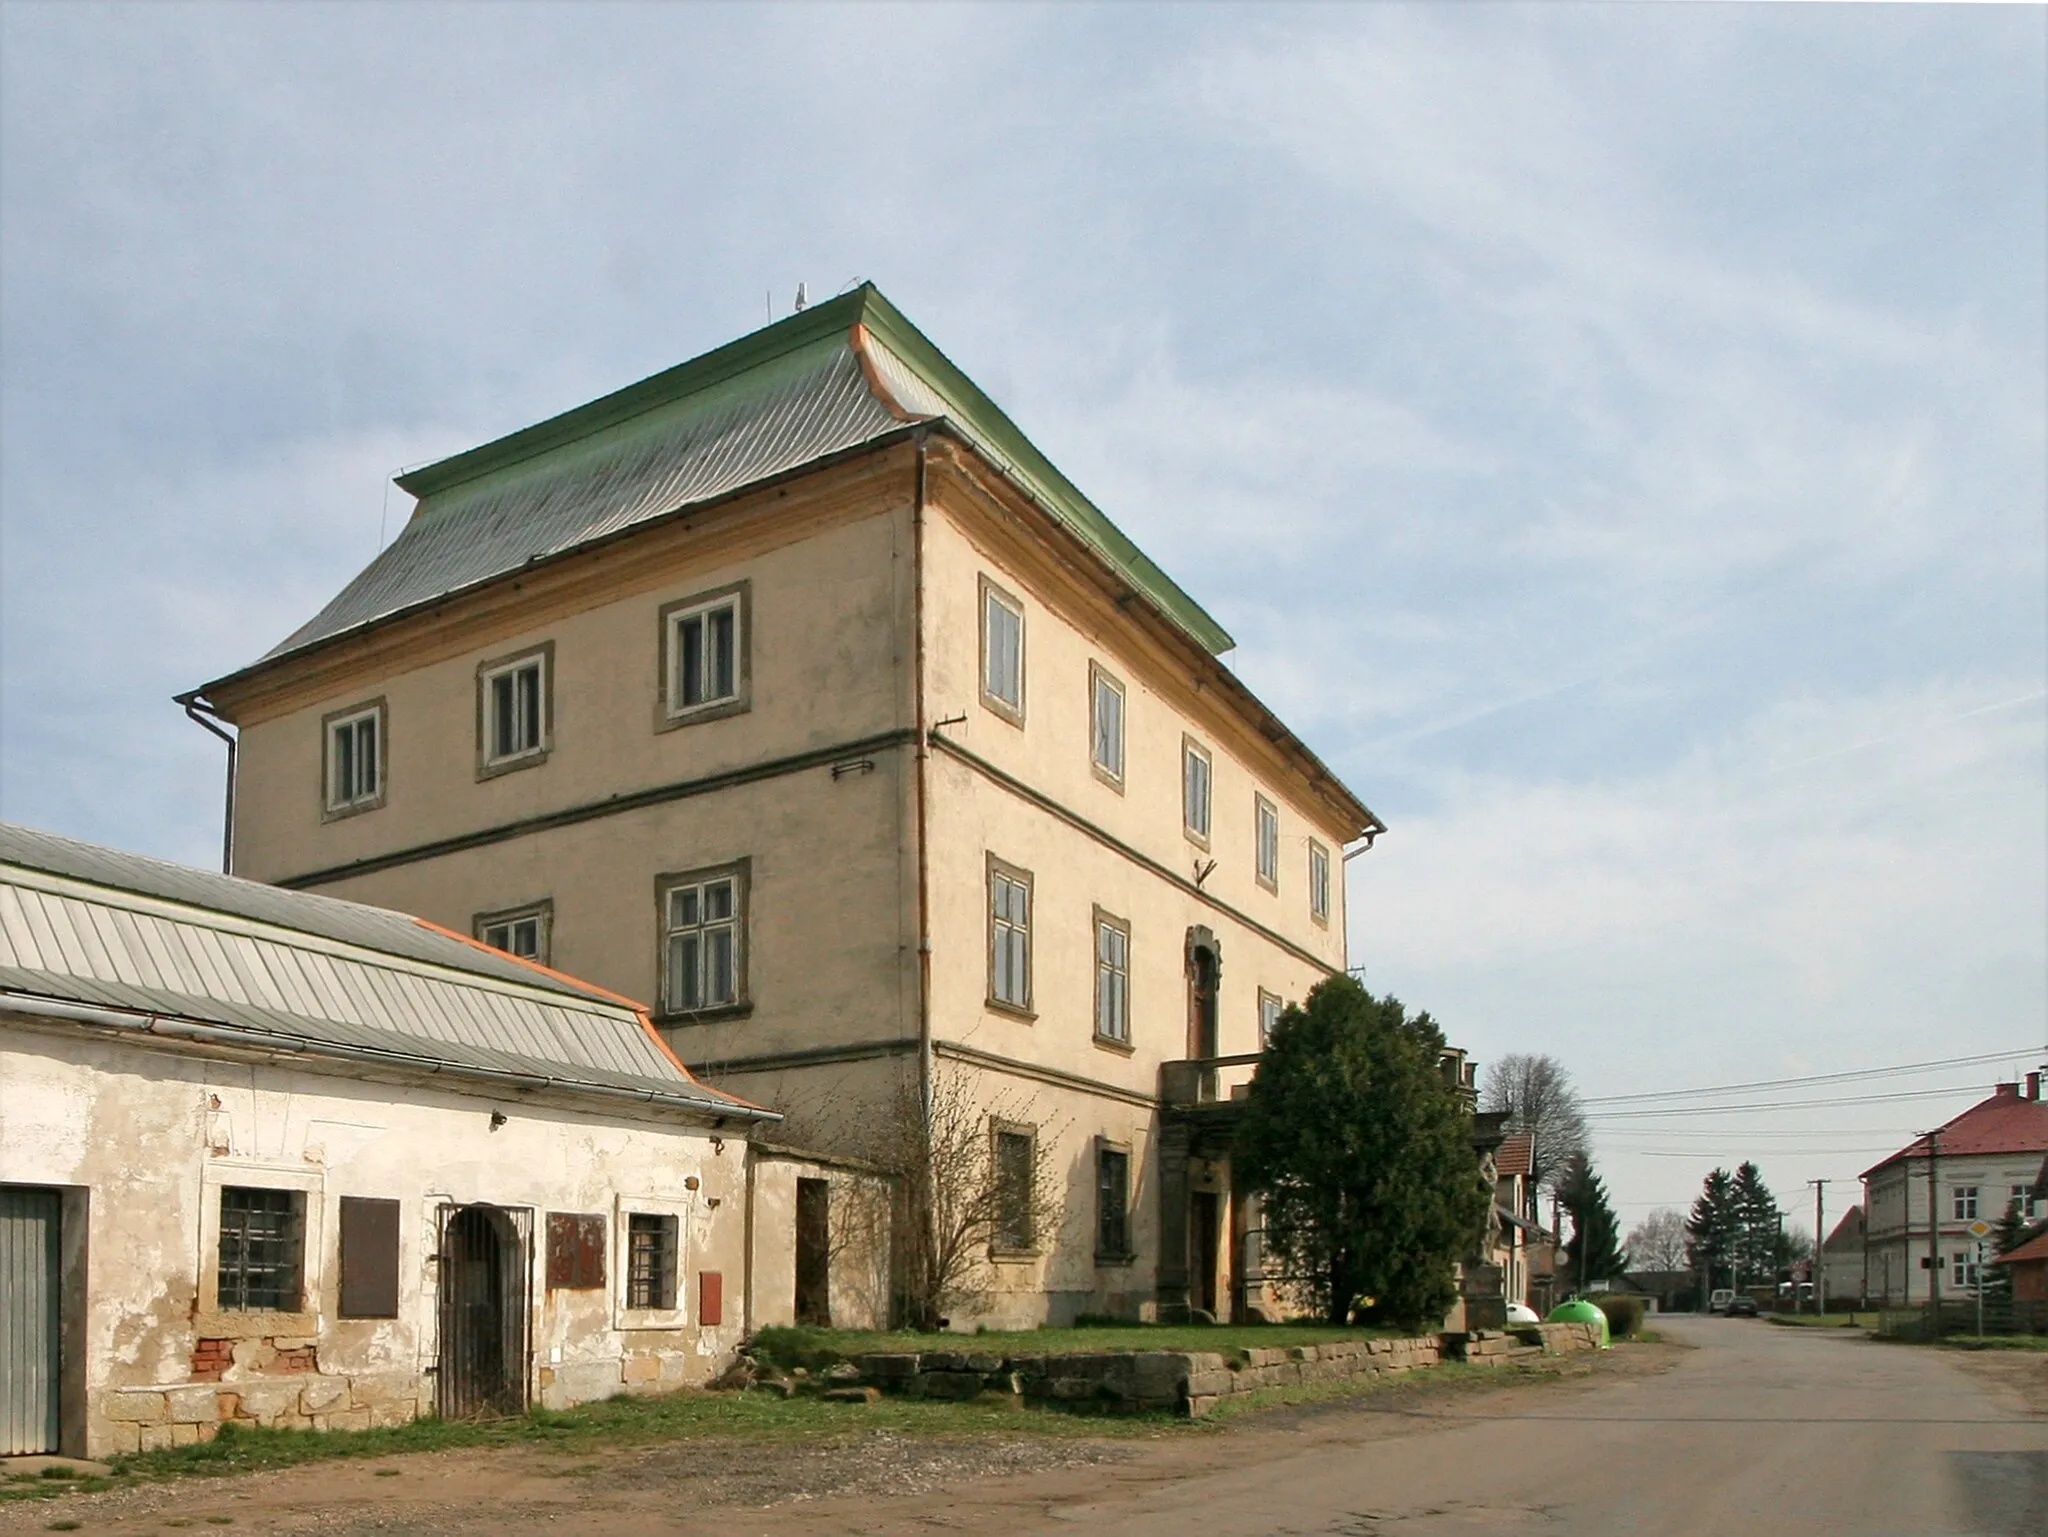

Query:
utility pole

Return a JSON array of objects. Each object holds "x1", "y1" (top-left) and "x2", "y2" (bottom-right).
[{"x1": 1808, "y1": 1179, "x2": 1828, "y2": 1315}]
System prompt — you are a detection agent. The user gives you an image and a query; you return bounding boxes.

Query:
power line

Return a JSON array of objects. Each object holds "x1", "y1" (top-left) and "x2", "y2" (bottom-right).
[
  {"x1": 1585, "y1": 1083, "x2": 1998, "y2": 1120},
  {"x1": 1581, "y1": 1047, "x2": 2041, "y2": 1107}
]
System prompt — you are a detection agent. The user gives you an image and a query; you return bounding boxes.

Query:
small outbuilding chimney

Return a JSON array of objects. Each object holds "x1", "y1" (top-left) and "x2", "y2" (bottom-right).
[{"x1": 2028, "y1": 1071, "x2": 2042, "y2": 1102}]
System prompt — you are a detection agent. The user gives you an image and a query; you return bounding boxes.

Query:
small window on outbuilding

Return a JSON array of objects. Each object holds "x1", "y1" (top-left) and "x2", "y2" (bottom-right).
[
  {"x1": 219, "y1": 1186, "x2": 305, "y2": 1313},
  {"x1": 546, "y1": 1212, "x2": 607, "y2": 1290},
  {"x1": 626, "y1": 1213, "x2": 679, "y2": 1311}
]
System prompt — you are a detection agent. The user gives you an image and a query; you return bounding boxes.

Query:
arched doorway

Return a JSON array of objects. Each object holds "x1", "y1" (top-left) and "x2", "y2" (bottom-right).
[{"x1": 436, "y1": 1204, "x2": 532, "y2": 1419}]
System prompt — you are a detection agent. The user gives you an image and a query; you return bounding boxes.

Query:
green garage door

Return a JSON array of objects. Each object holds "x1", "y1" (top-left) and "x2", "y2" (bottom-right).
[{"x1": 1, "y1": 1186, "x2": 62, "y2": 1456}]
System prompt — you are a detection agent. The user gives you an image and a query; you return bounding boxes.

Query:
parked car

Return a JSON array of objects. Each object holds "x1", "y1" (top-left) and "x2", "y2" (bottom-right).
[
  {"x1": 1708, "y1": 1288, "x2": 1736, "y2": 1314},
  {"x1": 1726, "y1": 1294, "x2": 1760, "y2": 1317}
]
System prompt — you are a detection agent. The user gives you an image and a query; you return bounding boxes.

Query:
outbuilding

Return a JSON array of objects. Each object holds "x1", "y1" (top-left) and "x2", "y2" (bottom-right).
[{"x1": 0, "y1": 822, "x2": 780, "y2": 1459}]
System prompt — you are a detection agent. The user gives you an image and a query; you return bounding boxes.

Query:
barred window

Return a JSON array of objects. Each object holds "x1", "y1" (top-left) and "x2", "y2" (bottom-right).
[
  {"x1": 627, "y1": 1213, "x2": 679, "y2": 1311},
  {"x1": 994, "y1": 1129, "x2": 1035, "y2": 1251},
  {"x1": 218, "y1": 1186, "x2": 304, "y2": 1313},
  {"x1": 1096, "y1": 1145, "x2": 1130, "y2": 1260}
]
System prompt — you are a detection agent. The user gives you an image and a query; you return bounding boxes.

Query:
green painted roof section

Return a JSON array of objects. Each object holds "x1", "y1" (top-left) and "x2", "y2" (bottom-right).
[{"x1": 396, "y1": 285, "x2": 1235, "y2": 655}]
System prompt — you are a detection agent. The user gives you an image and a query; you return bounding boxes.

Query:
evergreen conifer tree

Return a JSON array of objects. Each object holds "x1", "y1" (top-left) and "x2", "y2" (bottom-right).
[
  {"x1": 1560, "y1": 1154, "x2": 1628, "y2": 1287},
  {"x1": 1686, "y1": 1168, "x2": 1741, "y2": 1289},
  {"x1": 1730, "y1": 1162, "x2": 1783, "y2": 1284},
  {"x1": 1235, "y1": 976, "x2": 1492, "y2": 1329}
]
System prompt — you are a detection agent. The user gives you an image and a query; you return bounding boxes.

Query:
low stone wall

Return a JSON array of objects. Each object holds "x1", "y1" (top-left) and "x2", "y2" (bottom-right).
[
  {"x1": 845, "y1": 1324, "x2": 1603, "y2": 1419},
  {"x1": 101, "y1": 1372, "x2": 422, "y2": 1453}
]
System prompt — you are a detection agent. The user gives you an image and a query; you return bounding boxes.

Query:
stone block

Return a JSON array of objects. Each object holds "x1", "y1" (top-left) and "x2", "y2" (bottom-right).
[
  {"x1": 916, "y1": 1370, "x2": 986, "y2": 1400},
  {"x1": 621, "y1": 1355, "x2": 663, "y2": 1384},
  {"x1": 299, "y1": 1377, "x2": 349, "y2": 1413},
  {"x1": 822, "y1": 1386, "x2": 880, "y2": 1405},
  {"x1": 138, "y1": 1423, "x2": 177, "y2": 1452},
  {"x1": 1129, "y1": 1353, "x2": 1190, "y2": 1401},
  {"x1": 215, "y1": 1393, "x2": 241, "y2": 1422},
  {"x1": 101, "y1": 1422, "x2": 141, "y2": 1456},
  {"x1": 194, "y1": 1422, "x2": 219, "y2": 1443},
  {"x1": 963, "y1": 1354, "x2": 1003, "y2": 1374},
  {"x1": 858, "y1": 1353, "x2": 920, "y2": 1382},
  {"x1": 171, "y1": 1422, "x2": 202, "y2": 1447},
  {"x1": 270, "y1": 1335, "x2": 318, "y2": 1351},
  {"x1": 918, "y1": 1352, "x2": 967, "y2": 1372},
  {"x1": 324, "y1": 1407, "x2": 372, "y2": 1433},
  {"x1": 1186, "y1": 1369, "x2": 1233, "y2": 1397},
  {"x1": 368, "y1": 1401, "x2": 417, "y2": 1430},
  {"x1": 234, "y1": 1382, "x2": 304, "y2": 1425},
  {"x1": 1186, "y1": 1394, "x2": 1219, "y2": 1419},
  {"x1": 104, "y1": 1391, "x2": 168, "y2": 1424},
  {"x1": 1243, "y1": 1348, "x2": 1284, "y2": 1367},
  {"x1": 166, "y1": 1386, "x2": 219, "y2": 1424}
]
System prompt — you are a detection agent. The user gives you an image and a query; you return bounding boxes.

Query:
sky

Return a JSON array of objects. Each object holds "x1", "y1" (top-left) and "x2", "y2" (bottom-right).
[{"x1": 3, "y1": 1, "x2": 2043, "y2": 1235}]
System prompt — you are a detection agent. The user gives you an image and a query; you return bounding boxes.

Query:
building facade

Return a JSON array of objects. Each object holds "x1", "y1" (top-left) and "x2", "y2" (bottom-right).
[
  {"x1": 188, "y1": 288, "x2": 1381, "y2": 1328},
  {"x1": 1860, "y1": 1079, "x2": 2048, "y2": 1306}
]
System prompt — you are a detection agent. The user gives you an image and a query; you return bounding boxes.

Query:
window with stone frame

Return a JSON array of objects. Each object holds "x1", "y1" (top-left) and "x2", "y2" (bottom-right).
[
  {"x1": 626, "y1": 1213, "x2": 680, "y2": 1311},
  {"x1": 1096, "y1": 1143, "x2": 1131, "y2": 1261},
  {"x1": 993, "y1": 1127, "x2": 1036, "y2": 1252},
  {"x1": 218, "y1": 1186, "x2": 305, "y2": 1312},
  {"x1": 658, "y1": 862, "x2": 748, "y2": 1015},
  {"x1": 988, "y1": 857, "x2": 1033, "y2": 1012},
  {"x1": 1094, "y1": 910, "x2": 1130, "y2": 1044}
]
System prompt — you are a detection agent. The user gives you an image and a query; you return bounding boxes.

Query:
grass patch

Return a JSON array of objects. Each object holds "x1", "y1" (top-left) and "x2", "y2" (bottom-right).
[
  {"x1": 749, "y1": 1321, "x2": 1402, "y2": 1372},
  {"x1": 41, "y1": 1387, "x2": 1171, "y2": 1493},
  {"x1": 1937, "y1": 1334, "x2": 2048, "y2": 1352}
]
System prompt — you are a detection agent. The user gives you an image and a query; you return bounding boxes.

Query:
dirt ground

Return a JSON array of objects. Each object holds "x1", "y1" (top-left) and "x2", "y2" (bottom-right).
[
  {"x1": 0, "y1": 1348, "x2": 1679, "y2": 1537},
  {"x1": 1949, "y1": 1346, "x2": 2048, "y2": 1417}
]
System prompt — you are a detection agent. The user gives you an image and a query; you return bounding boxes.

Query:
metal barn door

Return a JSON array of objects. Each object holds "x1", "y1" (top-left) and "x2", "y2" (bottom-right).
[
  {"x1": 1, "y1": 1187, "x2": 62, "y2": 1455},
  {"x1": 435, "y1": 1204, "x2": 532, "y2": 1419}
]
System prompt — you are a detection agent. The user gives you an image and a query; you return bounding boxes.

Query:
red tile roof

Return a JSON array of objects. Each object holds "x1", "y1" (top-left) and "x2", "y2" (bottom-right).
[
  {"x1": 1862, "y1": 1085, "x2": 2048, "y2": 1179},
  {"x1": 1496, "y1": 1133, "x2": 1534, "y2": 1178},
  {"x1": 1998, "y1": 1227, "x2": 2048, "y2": 1267}
]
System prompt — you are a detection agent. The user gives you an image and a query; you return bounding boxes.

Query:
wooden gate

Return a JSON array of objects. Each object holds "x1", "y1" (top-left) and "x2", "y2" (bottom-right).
[
  {"x1": 435, "y1": 1204, "x2": 532, "y2": 1419},
  {"x1": 1, "y1": 1187, "x2": 62, "y2": 1455}
]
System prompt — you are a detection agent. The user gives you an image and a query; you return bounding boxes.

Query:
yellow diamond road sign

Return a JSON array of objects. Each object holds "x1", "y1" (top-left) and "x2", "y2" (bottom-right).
[{"x1": 1968, "y1": 1219, "x2": 1993, "y2": 1239}]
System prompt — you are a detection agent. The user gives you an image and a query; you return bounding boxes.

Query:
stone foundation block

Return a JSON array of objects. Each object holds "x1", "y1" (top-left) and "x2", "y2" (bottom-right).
[
  {"x1": 170, "y1": 1422, "x2": 202, "y2": 1447},
  {"x1": 368, "y1": 1401, "x2": 418, "y2": 1429},
  {"x1": 916, "y1": 1370, "x2": 988, "y2": 1400},
  {"x1": 105, "y1": 1391, "x2": 167, "y2": 1424},
  {"x1": 323, "y1": 1407, "x2": 373, "y2": 1433},
  {"x1": 621, "y1": 1355, "x2": 663, "y2": 1384},
  {"x1": 299, "y1": 1377, "x2": 348, "y2": 1414},
  {"x1": 234, "y1": 1382, "x2": 304, "y2": 1425},
  {"x1": 165, "y1": 1386, "x2": 218, "y2": 1424},
  {"x1": 137, "y1": 1423, "x2": 177, "y2": 1452}
]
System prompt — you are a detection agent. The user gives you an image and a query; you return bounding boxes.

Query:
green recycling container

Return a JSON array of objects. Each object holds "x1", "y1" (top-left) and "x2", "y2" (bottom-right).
[{"x1": 1547, "y1": 1298, "x2": 1611, "y2": 1348}]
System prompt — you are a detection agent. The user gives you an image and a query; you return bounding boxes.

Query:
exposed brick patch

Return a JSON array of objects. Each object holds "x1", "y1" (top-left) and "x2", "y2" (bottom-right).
[
  {"x1": 272, "y1": 1345, "x2": 318, "y2": 1374},
  {"x1": 190, "y1": 1338, "x2": 234, "y2": 1382}
]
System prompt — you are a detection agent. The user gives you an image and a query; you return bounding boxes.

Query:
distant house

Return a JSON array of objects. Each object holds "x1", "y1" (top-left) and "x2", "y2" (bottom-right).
[
  {"x1": 1614, "y1": 1270, "x2": 1692, "y2": 1312},
  {"x1": 1861, "y1": 1079, "x2": 2048, "y2": 1306},
  {"x1": 1996, "y1": 1224, "x2": 2048, "y2": 1304},
  {"x1": 1820, "y1": 1204, "x2": 1866, "y2": 1307},
  {"x1": 0, "y1": 822, "x2": 883, "y2": 1461},
  {"x1": 1492, "y1": 1130, "x2": 1542, "y2": 1310}
]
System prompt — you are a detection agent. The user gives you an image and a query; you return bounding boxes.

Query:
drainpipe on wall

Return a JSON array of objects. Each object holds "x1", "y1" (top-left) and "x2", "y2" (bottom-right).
[
  {"x1": 176, "y1": 692, "x2": 237, "y2": 874},
  {"x1": 911, "y1": 428, "x2": 933, "y2": 1124}
]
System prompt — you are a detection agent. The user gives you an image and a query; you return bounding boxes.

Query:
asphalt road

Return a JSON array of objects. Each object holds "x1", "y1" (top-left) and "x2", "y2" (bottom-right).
[{"x1": 1016, "y1": 1317, "x2": 2048, "y2": 1537}]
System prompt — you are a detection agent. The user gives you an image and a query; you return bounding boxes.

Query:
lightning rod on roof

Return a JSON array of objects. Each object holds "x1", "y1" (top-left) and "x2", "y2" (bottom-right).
[{"x1": 794, "y1": 282, "x2": 808, "y2": 312}]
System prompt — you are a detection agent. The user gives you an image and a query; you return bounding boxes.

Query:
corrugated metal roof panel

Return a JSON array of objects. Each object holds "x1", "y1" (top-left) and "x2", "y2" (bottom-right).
[
  {"x1": 257, "y1": 336, "x2": 911, "y2": 665},
  {"x1": 0, "y1": 823, "x2": 608, "y2": 1004},
  {"x1": 0, "y1": 823, "x2": 755, "y2": 1118}
]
